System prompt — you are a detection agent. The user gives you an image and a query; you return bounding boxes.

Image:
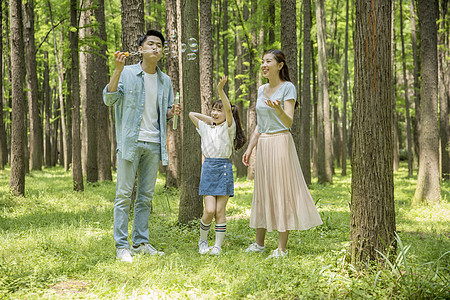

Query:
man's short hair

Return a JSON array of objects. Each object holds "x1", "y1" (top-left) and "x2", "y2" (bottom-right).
[{"x1": 138, "y1": 29, "x2": 165, "y2": 47}]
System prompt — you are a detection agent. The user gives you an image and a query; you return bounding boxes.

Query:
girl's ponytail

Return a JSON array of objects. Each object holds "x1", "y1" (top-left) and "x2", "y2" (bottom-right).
[{"x1": 232, "y1": 105, "x2": 247, "y2": 150}]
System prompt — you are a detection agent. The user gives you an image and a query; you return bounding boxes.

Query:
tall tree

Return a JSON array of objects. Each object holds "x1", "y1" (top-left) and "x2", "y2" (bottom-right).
[
  {"x1": 438, "y1": 0, "x2": 449, "y2": 180},
  {"x1": 410, "y1": 0, "x2": 421, "y2": 163},
  {"x1": 95, "y1": 0, "x2": 112, "y2": 181},
  {"x1": 413, "y1": 0, "x2": 441, "y2": 205},
  {"x1": 351, "y1": 0, "x2": 396, "y2": 265},
  {"x1": 222, "y1": 0, "x2": 229, "y2": 95},
  {"x1": 9, "y1": 0, "x2": 26, "y2": 196},
  {"x1": 43, "y1": 51, "x2": 53, "y2": 167},
  {"x1": 281, "y1": 0, "x2": 300, "y2": 169},
  {"x1": 392, "y1": 1, "x2": 400, "y2": 172},
  {"x1": 341, "y1": 0, "x2": 349, "y2": 176},
  {"x1": 121, "y1": 0, "x2": 144, "y2": 65},
  {"x1": 48, "y1": 0, "x2": 70, "y2": 170},
  {"x1": 399, "y1": 0, "x2": 413, "y2": 176},
  {"x1": 81, "y1": 0, "x2": 98, "y2": 183},
  {"x1": 24, "y1": 0, "x2": 43, "y2": 171},
  {"x1": 165, "y1": 0, "x2": 181, "y2": 188},
  {"x1": 178, "y1": 0, "x2": 203, "y2": 224},
  {"x1": 0, "y1": 0, "x2": 7, "y2": 170},
  {"x1": 70, "y1": 0, "x2": 83, "y2": 191},
  {"x1": 200, "y1": 0, "x2": 213, "y2": 114},
  {"x1": 300, "y1": 0, "x2": 312, "y2": 184},
  {"x1": 315, "y1": 0, "x2": 333, "y2": 183}
]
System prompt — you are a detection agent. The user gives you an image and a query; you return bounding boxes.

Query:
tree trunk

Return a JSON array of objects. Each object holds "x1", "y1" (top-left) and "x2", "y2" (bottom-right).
[
  {"x1": 81, "y1": 1, "x2": 99, "y2": 183},
  {"x1": 0, "y1": 0, "x2": 7, "y2": 170},
  {"x1": 200, "y1": 0, "x2": 213, "y2": 115},
  {"x1": 9, "y1": 0, "x2": 26, "y2": 196},
  {"x1": 341, "y1": 0, "x2": 349, "y2": 176},
  {"x1": 95, "y1": 0, "x2": 112, "y2": 181},
  {"x1": 351, "y1": 0, "x2": 396, "y2": 266},
  {"x1": 222, "y1": 0, "x2": 229, "y2": 96},
  {"x1": 48, "y1": 0, "x2": 69, "y2": 170},
  {"x1": 43, "y1": 51, "x2": 52, "y2": 167},
  {"x1": 121, "y1": 0, "x2": 144, "y2": 65},
  {"x1": 232, "y1": 6, "x2": 247, "y2": 178},
  {"x1": 246, "y1": 0, "x2": 258, "y2": 180},
  {"x1": 165, "y1": 0, "x2": 181, "y2": 188},
  {"x1": 391, "y1": 1, "x2": 400, "y2": 172},
  {"x1": 413, "y1": 0, "x2": 441, "y2": 205},
  {"x1": 410, "y1": 0, "x2": 421, "y2": 166},
  {"x1": 178, "y1": 0, "x2": 203, "y2": 224},
  {"x1": 315, "y1": 0, "x2": 332, "y2": 183},
  {"x1": 281, "y1": 0, "x2": 301, "y2": 172},
  {"x1": 70, "y1": 0, "x2": 83, "y2": 191},
  {"x1": 438, "y1": 0, "x2": 449, "y2": 181},
  {"x1": 400, "y1": 0, "x2": 413, "y2": 176},
  {"x1": 23, "y1": 0, "x2": 42, "y2": 171}
]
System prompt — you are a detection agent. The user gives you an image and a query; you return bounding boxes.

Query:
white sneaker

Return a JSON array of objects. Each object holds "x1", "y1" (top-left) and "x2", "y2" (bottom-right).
[
  {"x1": 198, "y1": 239, "x2": 209, "y2": 254},
  {"x1": 245, "y1": 242, "x2": 266, "y2": 253},
  {"x1": 209, "y1": 245, "x2": 221, "y2": 256},
  {"x1": 116, "y1": 248, "x2": 133, "y2": 262},
  {"x1": 266, "y1": 248, "x2": 288, "y2": 259},
  {"x1": 131, "y1": 243, "x2": 165, "y2": 256}
]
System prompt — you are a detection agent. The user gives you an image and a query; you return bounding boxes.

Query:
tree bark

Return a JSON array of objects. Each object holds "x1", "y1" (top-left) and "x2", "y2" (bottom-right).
[
  {"x1": 341, "y1": 0, "x2": 349, "y2": 176},
  {"x1": 70, "y1": 0, "x2": 83, "y2": 191},
  {"x1": 351, "y1": 0, "x2": 396, "y2": 266},
  {"x1": 43, "y1": 51, "x2": 52, "y2": 167},
  {"x1": 9, "y1": 0, "x2": 26, "y2": 196},
  {"x1": 315, "y1": 0, "x2": 332, "y2": 183},
  {"x1": 391, "y1": 1, "x2": 400, "y2": 172},
  {"x1": 121, "y1": 0, "x2": 144, "y2": 65},
  {"x1": 178, "y1": 0, "x2": 203, "y2": 224},
  {"x1": 95, "y1": 0, "x2": 112, "y2": 181},
  {"x1": 410, "y1": 0, "x2": 420, "y2": 165},
  {"x1": 438, "y1": 0, "x2": 449, "y2": 180},
  {"x1": 23, "y1": 0, "x2": 42, "y2": 171},
  {"x1": 0, "y1": 0, "x2": 7, "y2": 170},
  {"x1": 165, "y1": 0, "x2": 181, "y2": 188},
  {"x1": 222, "y1": 0, "x2": 229, "y2": 96},
  {"x1": 400, "y1": 0, "x2": 413, "y2": 176},
  {"x1": 413, "y1": 0, "x2": 441, "y2": 205}
]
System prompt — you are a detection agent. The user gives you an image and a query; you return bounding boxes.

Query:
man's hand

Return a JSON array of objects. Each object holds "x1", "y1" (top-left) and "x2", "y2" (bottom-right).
[{"x1": 169, "y1": 102, "x2": 182, "y2": 118}]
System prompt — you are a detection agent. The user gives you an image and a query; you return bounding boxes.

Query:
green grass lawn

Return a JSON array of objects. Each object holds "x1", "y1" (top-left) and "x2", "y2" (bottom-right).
[{"x1": 0, "y1": 164, "x2": 448, "y2": 299}]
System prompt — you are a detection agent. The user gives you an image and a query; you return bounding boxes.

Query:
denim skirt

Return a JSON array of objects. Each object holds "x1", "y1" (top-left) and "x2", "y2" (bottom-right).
[{"x1": 199, "y1": 158, "x2": 234, "y2": 197}]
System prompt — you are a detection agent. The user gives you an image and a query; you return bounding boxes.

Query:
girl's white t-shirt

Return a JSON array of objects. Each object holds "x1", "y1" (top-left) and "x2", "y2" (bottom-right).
[{"x1": 197, "y1": 119, "x2": 236, "y2": 158}]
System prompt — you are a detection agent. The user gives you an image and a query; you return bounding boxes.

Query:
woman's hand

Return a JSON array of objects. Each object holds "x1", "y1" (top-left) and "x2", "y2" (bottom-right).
[
  {"x1": 242, "y1": 148, "x2": 253, "y2": 167},
  {"x1": 264, "y1": 99, "x2": 283, "y2": 114}
]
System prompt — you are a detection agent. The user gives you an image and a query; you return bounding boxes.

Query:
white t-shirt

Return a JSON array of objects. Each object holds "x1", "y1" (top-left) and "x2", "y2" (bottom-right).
[
  {"x1": 197, "y1": 119, "x2": 236, "y2": 158},
  {"x1": 138, "y1": 72, "x2": 160, "y2": 143}
]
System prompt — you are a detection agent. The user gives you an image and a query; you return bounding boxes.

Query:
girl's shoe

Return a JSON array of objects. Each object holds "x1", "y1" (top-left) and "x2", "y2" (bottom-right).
[
  {"x1": 209, "y1": 245, "x2": 221, "y2": 256},
  {"x1": 198, "y1": 239, "x2": 209, "y2": 254},
  {"x1": 245, "y1": 242, "x2": 266, "y2": 253},
  {"x1": 266, "y1": 248, "x2": 288, "y2": 259}
]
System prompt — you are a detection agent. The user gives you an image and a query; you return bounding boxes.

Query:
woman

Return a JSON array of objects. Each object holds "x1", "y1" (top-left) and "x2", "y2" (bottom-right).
[{"x1": 242, "y1": 49, "x2": 322, "y2": 259}]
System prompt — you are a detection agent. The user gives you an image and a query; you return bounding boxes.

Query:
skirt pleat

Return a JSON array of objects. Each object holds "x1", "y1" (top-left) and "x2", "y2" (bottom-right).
[{"x1": 249, "y1": 132, "x2": 322, "y2": 232}]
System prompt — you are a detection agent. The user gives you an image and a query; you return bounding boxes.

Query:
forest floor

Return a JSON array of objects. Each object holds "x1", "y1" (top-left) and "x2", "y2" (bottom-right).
[{"x1": 0, "y1": 163, "x2": 449, "y2": 299}]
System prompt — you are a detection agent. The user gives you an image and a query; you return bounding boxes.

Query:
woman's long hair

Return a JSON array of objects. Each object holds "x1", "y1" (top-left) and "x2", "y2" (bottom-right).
[
  {"x1": 263, "y1": 49, "x2": 298, "y2": 108},
  {"x1": 212, "y1": 100, "x2": 247, "y2": 150}
]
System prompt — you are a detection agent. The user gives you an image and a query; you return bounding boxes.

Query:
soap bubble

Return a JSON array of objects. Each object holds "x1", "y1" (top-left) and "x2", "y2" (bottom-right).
[
  {"x1": 170, "y1": 29, "x2": 177, "y2": 42},
  {"x1": 164, "y1": 46, "x2": 169, "y2": 56},
  {"x1": 181, "y1": 43, "x2": 187, "y2": 53},
  {"x1": 187, "y1": 53, "x2": 196, "y2": 61},
  {"x1": 188, "y1": 38, "x2": 198, "y2": 52},
  {"x1": 171, "y1": 50, "x2": 177, "y2": 59},
  {"x1": 190, "y1": 43, "x2": 198, "y2": 52}
]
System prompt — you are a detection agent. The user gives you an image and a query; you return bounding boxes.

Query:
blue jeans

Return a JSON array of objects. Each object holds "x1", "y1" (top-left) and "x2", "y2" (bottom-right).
[{"x1": 114, "y1": 141, "x2": 160, "y2": 249}]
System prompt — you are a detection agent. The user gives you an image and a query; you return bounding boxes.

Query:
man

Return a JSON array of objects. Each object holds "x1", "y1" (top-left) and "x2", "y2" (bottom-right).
[{"x1": 103, "y1": 29, "x2": 181, "y2": 262}]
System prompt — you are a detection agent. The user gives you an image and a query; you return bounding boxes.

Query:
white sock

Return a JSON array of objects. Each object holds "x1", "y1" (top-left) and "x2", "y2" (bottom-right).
[
  {"x1": 214, "y1": 223, "x2": 226, "y2": 248},
  {"x1": 200, "y1": 220, "x2": 211, "y2": 241}
]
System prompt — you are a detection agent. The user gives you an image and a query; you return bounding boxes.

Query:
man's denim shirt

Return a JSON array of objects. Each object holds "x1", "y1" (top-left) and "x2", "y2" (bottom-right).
[{"x1": 103, "y1": 63, "x2": 174, "y2": 166}]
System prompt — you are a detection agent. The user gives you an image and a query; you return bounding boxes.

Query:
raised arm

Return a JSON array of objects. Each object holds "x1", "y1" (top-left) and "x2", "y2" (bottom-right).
[
  {"x1": 218, "y1": 76, "x2": 233, "y2": 127},
  {"x1": 189, "y1": 112, "x2": 213, "y2": 129},
  {"x1": 264, "y1": 98, "x2": 295, "y2": 128}
]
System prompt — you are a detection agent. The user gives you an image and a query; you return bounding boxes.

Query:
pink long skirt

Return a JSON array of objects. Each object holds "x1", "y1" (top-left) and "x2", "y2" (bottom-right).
[{"x1": 249, "y1": 132, "x2": 323, "y2": 232}]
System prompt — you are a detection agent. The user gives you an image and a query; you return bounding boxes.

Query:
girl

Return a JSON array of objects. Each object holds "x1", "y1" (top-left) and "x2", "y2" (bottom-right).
[
  {"x1": 242, "y1": 50, "x2": 322, "y2": 259},
  {"x1": 189, "y1": 76, "x2": 246, "y2": 255}
]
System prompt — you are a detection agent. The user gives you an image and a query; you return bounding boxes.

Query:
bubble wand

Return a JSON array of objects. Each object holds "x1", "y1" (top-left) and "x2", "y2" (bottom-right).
[{"x1": 172, "y1": 92, "x2": 180, "y2": 130}]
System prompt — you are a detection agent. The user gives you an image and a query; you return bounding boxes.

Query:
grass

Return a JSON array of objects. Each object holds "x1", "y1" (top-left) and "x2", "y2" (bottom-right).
[{"x1": 0, "y1": 163, "x2": 448, "y2": 299}]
